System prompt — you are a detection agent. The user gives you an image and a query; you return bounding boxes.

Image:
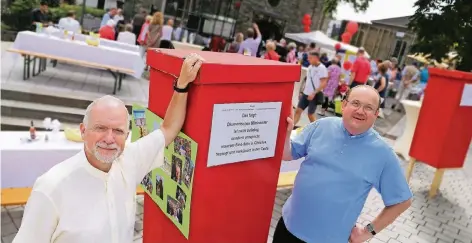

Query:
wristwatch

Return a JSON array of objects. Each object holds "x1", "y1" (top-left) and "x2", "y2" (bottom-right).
[
  {"x1": 366, "y1": 223, "x2": 376, "y2": 235},
  {"x1": 173, "y1": 78, "x2": 190, "y2": 93}
]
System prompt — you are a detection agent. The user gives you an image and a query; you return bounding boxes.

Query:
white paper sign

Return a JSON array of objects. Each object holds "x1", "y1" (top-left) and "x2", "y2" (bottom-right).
[
  {"x1": 207, "y1": 102, "x2": 282, "y2": 167},
  {"x1": 460, "y1": 84, "x2": 472, "y2": 106}
]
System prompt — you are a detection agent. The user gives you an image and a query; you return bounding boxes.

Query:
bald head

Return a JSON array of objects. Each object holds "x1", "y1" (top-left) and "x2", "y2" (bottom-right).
[
  {"x1": 83, "y1": 95, "x2": 129, "y2": 129},
  {"x1": 167, "y1": 19, "x2": 174, "y2": 26},
  {"x1": 346, "y1": 85, "x2": 381, "y2": 110}
]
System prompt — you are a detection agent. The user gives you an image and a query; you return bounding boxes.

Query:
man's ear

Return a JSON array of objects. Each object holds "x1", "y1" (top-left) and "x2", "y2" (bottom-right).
[{"x1": 79, "y1": 123, "x2": 86, "y2": 139}]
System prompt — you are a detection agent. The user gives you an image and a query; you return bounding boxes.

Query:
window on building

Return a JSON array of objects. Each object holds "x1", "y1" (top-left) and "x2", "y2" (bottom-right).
[
  {"x1": 392, "y1": 40, "x2": 407, "y2": 64},
  {"x1": 353, "y1": 31, "x2": 364, "y2": 47}
]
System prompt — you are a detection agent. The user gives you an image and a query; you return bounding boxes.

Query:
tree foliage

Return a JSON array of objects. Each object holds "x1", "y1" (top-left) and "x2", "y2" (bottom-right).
[
  {"x1": 323, "y1": 0, "x2": 373, "y2": 16},
  {"x1": 409, "y1": 0, "x2": 472, "y2": 71}
]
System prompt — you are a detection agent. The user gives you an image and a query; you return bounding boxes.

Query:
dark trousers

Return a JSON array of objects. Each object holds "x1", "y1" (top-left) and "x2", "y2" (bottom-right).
[{"x1": 273, "y1": 217, "x2": 306, "y2": 243}]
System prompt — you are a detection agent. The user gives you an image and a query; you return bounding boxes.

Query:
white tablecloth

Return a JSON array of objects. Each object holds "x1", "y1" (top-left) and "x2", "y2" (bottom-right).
[
  {"x1": 1, "y1": 130, "x2": 302, "y2": 188},
  {"x1": 394, "y1": 100, "x2": 422, "y2": 160},
  {"x1": 11, "y1": 31, "x2": 144, "y2": 78},
  {"x1": 50, "y1": 31, "x2": 139, "y2": 53}
]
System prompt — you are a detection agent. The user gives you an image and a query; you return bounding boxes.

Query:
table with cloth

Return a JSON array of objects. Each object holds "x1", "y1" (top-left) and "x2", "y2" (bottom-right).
[{"x1": 7, "y1": 31, "x2": 145, "y2": 94}]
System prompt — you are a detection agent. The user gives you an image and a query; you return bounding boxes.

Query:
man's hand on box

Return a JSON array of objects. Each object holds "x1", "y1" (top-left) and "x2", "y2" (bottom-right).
[{"x1": 177, "y1": 53, "x2": 204, "y2": 88}]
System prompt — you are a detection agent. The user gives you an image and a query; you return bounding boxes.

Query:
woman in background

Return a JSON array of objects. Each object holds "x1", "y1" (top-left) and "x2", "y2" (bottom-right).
[
  {"x1": 319, "y1": 57, "x2": 341, "y2": 116},
  {"x1": 263, "y1": 41, "x2": 280, "y2": 61},
  {"x1": 145, "y1": 12, "x2": 163, "y2": 50},
  {"x1": 227, "y1": 32, "x2": 243, "y2": 53},
  {"x1": 286, "y1": 42, "x2": 298, "y2": 64}
]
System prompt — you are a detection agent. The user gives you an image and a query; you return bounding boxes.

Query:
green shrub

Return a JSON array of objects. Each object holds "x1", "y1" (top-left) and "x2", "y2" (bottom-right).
[{"x1": 1, "y1": 1, "x2": 105, "y2": 31}]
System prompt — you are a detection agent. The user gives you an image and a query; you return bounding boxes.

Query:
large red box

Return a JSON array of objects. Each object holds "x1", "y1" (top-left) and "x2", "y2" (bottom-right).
[
  {"x1": 144, "y1": 49, "x2": 300, "y2": 243},
  {"x1": 409, "y1": 68, "x2": 472, "y2": 168}
]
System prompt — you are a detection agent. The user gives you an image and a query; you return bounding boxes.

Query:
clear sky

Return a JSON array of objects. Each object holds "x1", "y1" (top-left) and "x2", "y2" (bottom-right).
[{"x1": 333, "y1": 0, "x2": 417, "y2": 23}]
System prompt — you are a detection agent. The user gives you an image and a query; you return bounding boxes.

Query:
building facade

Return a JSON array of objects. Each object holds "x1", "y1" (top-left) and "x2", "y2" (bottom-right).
[{"x1": 349, "y1": 16, "x2": 416, "y2": 65}]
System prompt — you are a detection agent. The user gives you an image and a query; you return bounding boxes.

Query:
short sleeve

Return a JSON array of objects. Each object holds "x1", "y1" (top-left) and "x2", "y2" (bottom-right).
[
  {"x1": 13, "y1": 191, "x2": 58, "y2": 243},
  {"x1": 320, "y1": 66, "x2": 328, "y2": 78},
  {"x1": 291, "y1": 121, "x2": 319, "y2": 160},
  {"x1": 374, "y1": 149, "x2": 413, "y2": 206},
  {"x1": 127, "y1": 129, "x2": 166, "y2": 185}
]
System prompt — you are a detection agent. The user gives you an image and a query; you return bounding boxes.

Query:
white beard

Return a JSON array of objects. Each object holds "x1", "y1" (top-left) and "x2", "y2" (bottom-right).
[{"x1": 88, "y1": 143, "x2": 122, "y2": 164}]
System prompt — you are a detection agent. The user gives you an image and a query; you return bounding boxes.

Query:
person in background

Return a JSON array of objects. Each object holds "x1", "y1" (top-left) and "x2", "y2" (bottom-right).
[
  {"x1": 275, "y1": 38, "x2": 288, "y2": 62},
  {"x1": 263, "y1": 41, "x2": 280, "y2": 61},
  {"x1": 301, "y1": 42, "x2": 316, "y2": 67},
  {"x1": 145, "y1": 12, "x2": 163, "y2": 50},
  {"x1": 274, "y1": 85, "x2": 412, "y2": 243},
  {"x1": 137, "y1": 15, "x2": 152, "y2": 59},
  {"x1": 13, "y1": 54, "x2": 204, "y2": 243},
  {"x1": 117, "y1": 24, "x2": 137, "y2": 45},
  {"x1": 58, "y1": 10, "x2": 81, "y2": 34},
  {"x1": 132, "y1": 9, "x2": 147, "y2": 45},
  {"x1": 320, "y1": 53, "x2": 329, "y2": 67},
  {"x1": 113, "y1": 8, "x2": 124, "y2": 23},
  {"x1": 100, "y1": 8, "x2": 117, "y2": 28},
  {"x1": 238, "y1": 23, "x2": 262, "y2": 57},
  {"x1": 397, "y1": 62, "x2": 419, "y2": 101},
  {"x1": 349, "y1": 47, "x2": 371, "y2": 88},
  {"x1": 319, "y1": 57, "x2": 341, "y2": 116},
  {"x1": 418, "y1": 62, "x2": 430, "y2": 92},
  {"x1": 286, "y1": 42, "x2": 298, "y2": 64},
  {"x1": 160, "y1": 18, "x2": 175, "y2": 49},
  {"x1": 174, "y1": 22, "x2": 183, "y2": 41},
  {"x1": 31, "y1": 1, "x2": 51, "y2": 30},
  {"x1": 98, "y1": 19, "x2": 116, "y2": 40},
  {"x1": 296, "y1": 45, "x2": 305, "y2": 63},
  {"x1": 374, "y1": 63, "x2": 388, "y2": 118},
  {"x1": 294, "y1": 51, "x2": 328, "y2": 125},
  {"x1": 227, "y1": 33, "x2": 244, "y2": 53}
]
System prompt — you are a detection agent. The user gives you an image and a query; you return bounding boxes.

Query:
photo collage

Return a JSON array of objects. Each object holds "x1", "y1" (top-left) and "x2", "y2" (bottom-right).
[{"x1": 131, "y1": 105, "x2": 198, "y2": 239}]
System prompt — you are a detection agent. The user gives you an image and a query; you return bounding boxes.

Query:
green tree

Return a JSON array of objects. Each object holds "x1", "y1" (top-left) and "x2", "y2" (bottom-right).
[
  {"x1": 323, "y1": 0, "x2": 372, "y2": 15},
  {"x1": 408, "y1": 0, "x2": 472, "y2": 71}
]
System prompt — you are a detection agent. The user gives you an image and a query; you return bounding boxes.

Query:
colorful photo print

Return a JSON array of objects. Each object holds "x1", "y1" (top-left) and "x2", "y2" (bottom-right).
[
  {"x1": 162, "y1": 156, "x2": 172, "y2": 176},
  {"x1": 133, "y1": 109, "x2": 146, "y2": 127},
  {"x1": 171, "y1": 155, "x2": 183, "y2": 185},
  {"x1": 176, "y1": 185, "x2": 187, "y2": 209},
  {"x1": 174, "y1": 136, "x2": 192, "y2": 158},
  {"x1": 155, "y1": 174, "x2": 164, "y2": 200},
  {"x1": 183, "y1": 158, "x2": 194, "y2": 189},
  {"x1": 141, "y1": 171, "x2": 153, "y2": 193},
  {"x1": 167, "y1": 196, "x2": 183, "y2": 224},
  {"x1": 138, "y1": 126, "x2": 148, "y2": 138}
]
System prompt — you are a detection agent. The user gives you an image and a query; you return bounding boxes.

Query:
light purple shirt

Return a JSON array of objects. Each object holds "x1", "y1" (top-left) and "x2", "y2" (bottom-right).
[{"x1": 237, "y1": 36, "x2": 262, "y2": 56}]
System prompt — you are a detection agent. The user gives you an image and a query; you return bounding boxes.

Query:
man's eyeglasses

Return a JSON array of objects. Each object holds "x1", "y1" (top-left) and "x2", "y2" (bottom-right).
[{"x1": 346, "y1": 99, "x2": 378, "y2": 114}]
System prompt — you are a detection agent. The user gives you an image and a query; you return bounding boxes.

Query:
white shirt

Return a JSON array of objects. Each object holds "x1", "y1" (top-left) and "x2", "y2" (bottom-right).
[
  {"x1": 58, "y1": 17, "x2": 81, "y2": 34},
  {"x1": 161, "y1": 25, "x2": 174, "y2": 41},
  {"x1": 303, "y1": 63, "x2": 328, "y2": 95},
  {"x1": 13, "y1": 130, "x2": 165, "y2": 243},
  {"x1": 117, "y1": 31, "x2": 137, "y2": 46}
]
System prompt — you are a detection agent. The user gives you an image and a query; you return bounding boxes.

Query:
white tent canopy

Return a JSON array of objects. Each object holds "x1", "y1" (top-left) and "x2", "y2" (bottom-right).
[{"x1": 284, "y1": 31, "x2": 370, "y2": 58}]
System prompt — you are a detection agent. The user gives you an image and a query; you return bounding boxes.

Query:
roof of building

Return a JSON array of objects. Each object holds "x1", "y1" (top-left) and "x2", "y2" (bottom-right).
[{"x1": 370, "y1": 16, "x2": 411, "y2": 28}]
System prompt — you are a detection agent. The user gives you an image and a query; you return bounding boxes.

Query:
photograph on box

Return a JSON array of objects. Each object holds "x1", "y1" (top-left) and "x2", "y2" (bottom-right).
[
  {"x1": 155, "y1": 174, "x2": 164, "y2": 200},
  {"x1": 176, "y1": 185, "x2": 187, "y2": 209},
  {"x1": 183, "y1": 157, "x2": 194, "y2": 189},
  {"x1": 171, "y1": 155, "x2": 183, "y2": 185},
  {"x1": 167, "y1": 196, "x2": 183, "y2": 224},
  {"x1": 141, "y1": 171, "x2": 153, "y2": 193},
  {"x1": 174, "y1": 135, "x2": 192, "y2": 158},
  {"x1": 131, "y1": 104, "x2": 198, "y2": 239}
]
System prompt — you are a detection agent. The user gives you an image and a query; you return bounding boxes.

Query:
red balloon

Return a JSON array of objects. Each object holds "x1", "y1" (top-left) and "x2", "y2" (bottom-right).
[
  {"x1": 341, "y1": 32, "x2": 352, "y2": 43},
  {"x1": 303, "y1": 14, "x2": 311, "y2": 20},
  {"x1": 346, "y1": 21, "x2": 358, "y2": 34},
  {"x1": 335, "y1": 43, "x2": 341, "y2": 51},
  {"x1": 304, "y1": 25, "x2": 311, "y2": 32},
  {"x1": 343, "y1": 61, "x2": 352, "y2": 70}
]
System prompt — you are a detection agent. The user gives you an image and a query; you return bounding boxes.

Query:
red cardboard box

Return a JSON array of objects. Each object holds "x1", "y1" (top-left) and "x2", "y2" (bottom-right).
[
  {"x1": 409, "y1": 68, "x2": 472, "y2": 169},
  {"x1": 144, "y1": 49, "x2": 300, "y2": 243}
]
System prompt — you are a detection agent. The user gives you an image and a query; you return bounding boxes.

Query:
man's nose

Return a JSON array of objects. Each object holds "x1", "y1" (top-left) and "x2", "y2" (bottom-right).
[{"x1": 103, "y1": 130, "x2": 116, "y2": 144}]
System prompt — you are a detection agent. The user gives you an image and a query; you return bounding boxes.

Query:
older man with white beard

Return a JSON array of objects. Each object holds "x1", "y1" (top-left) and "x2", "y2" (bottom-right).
[{"x1": 13, "y1": 53, "x2": 204, "y2": 243}]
